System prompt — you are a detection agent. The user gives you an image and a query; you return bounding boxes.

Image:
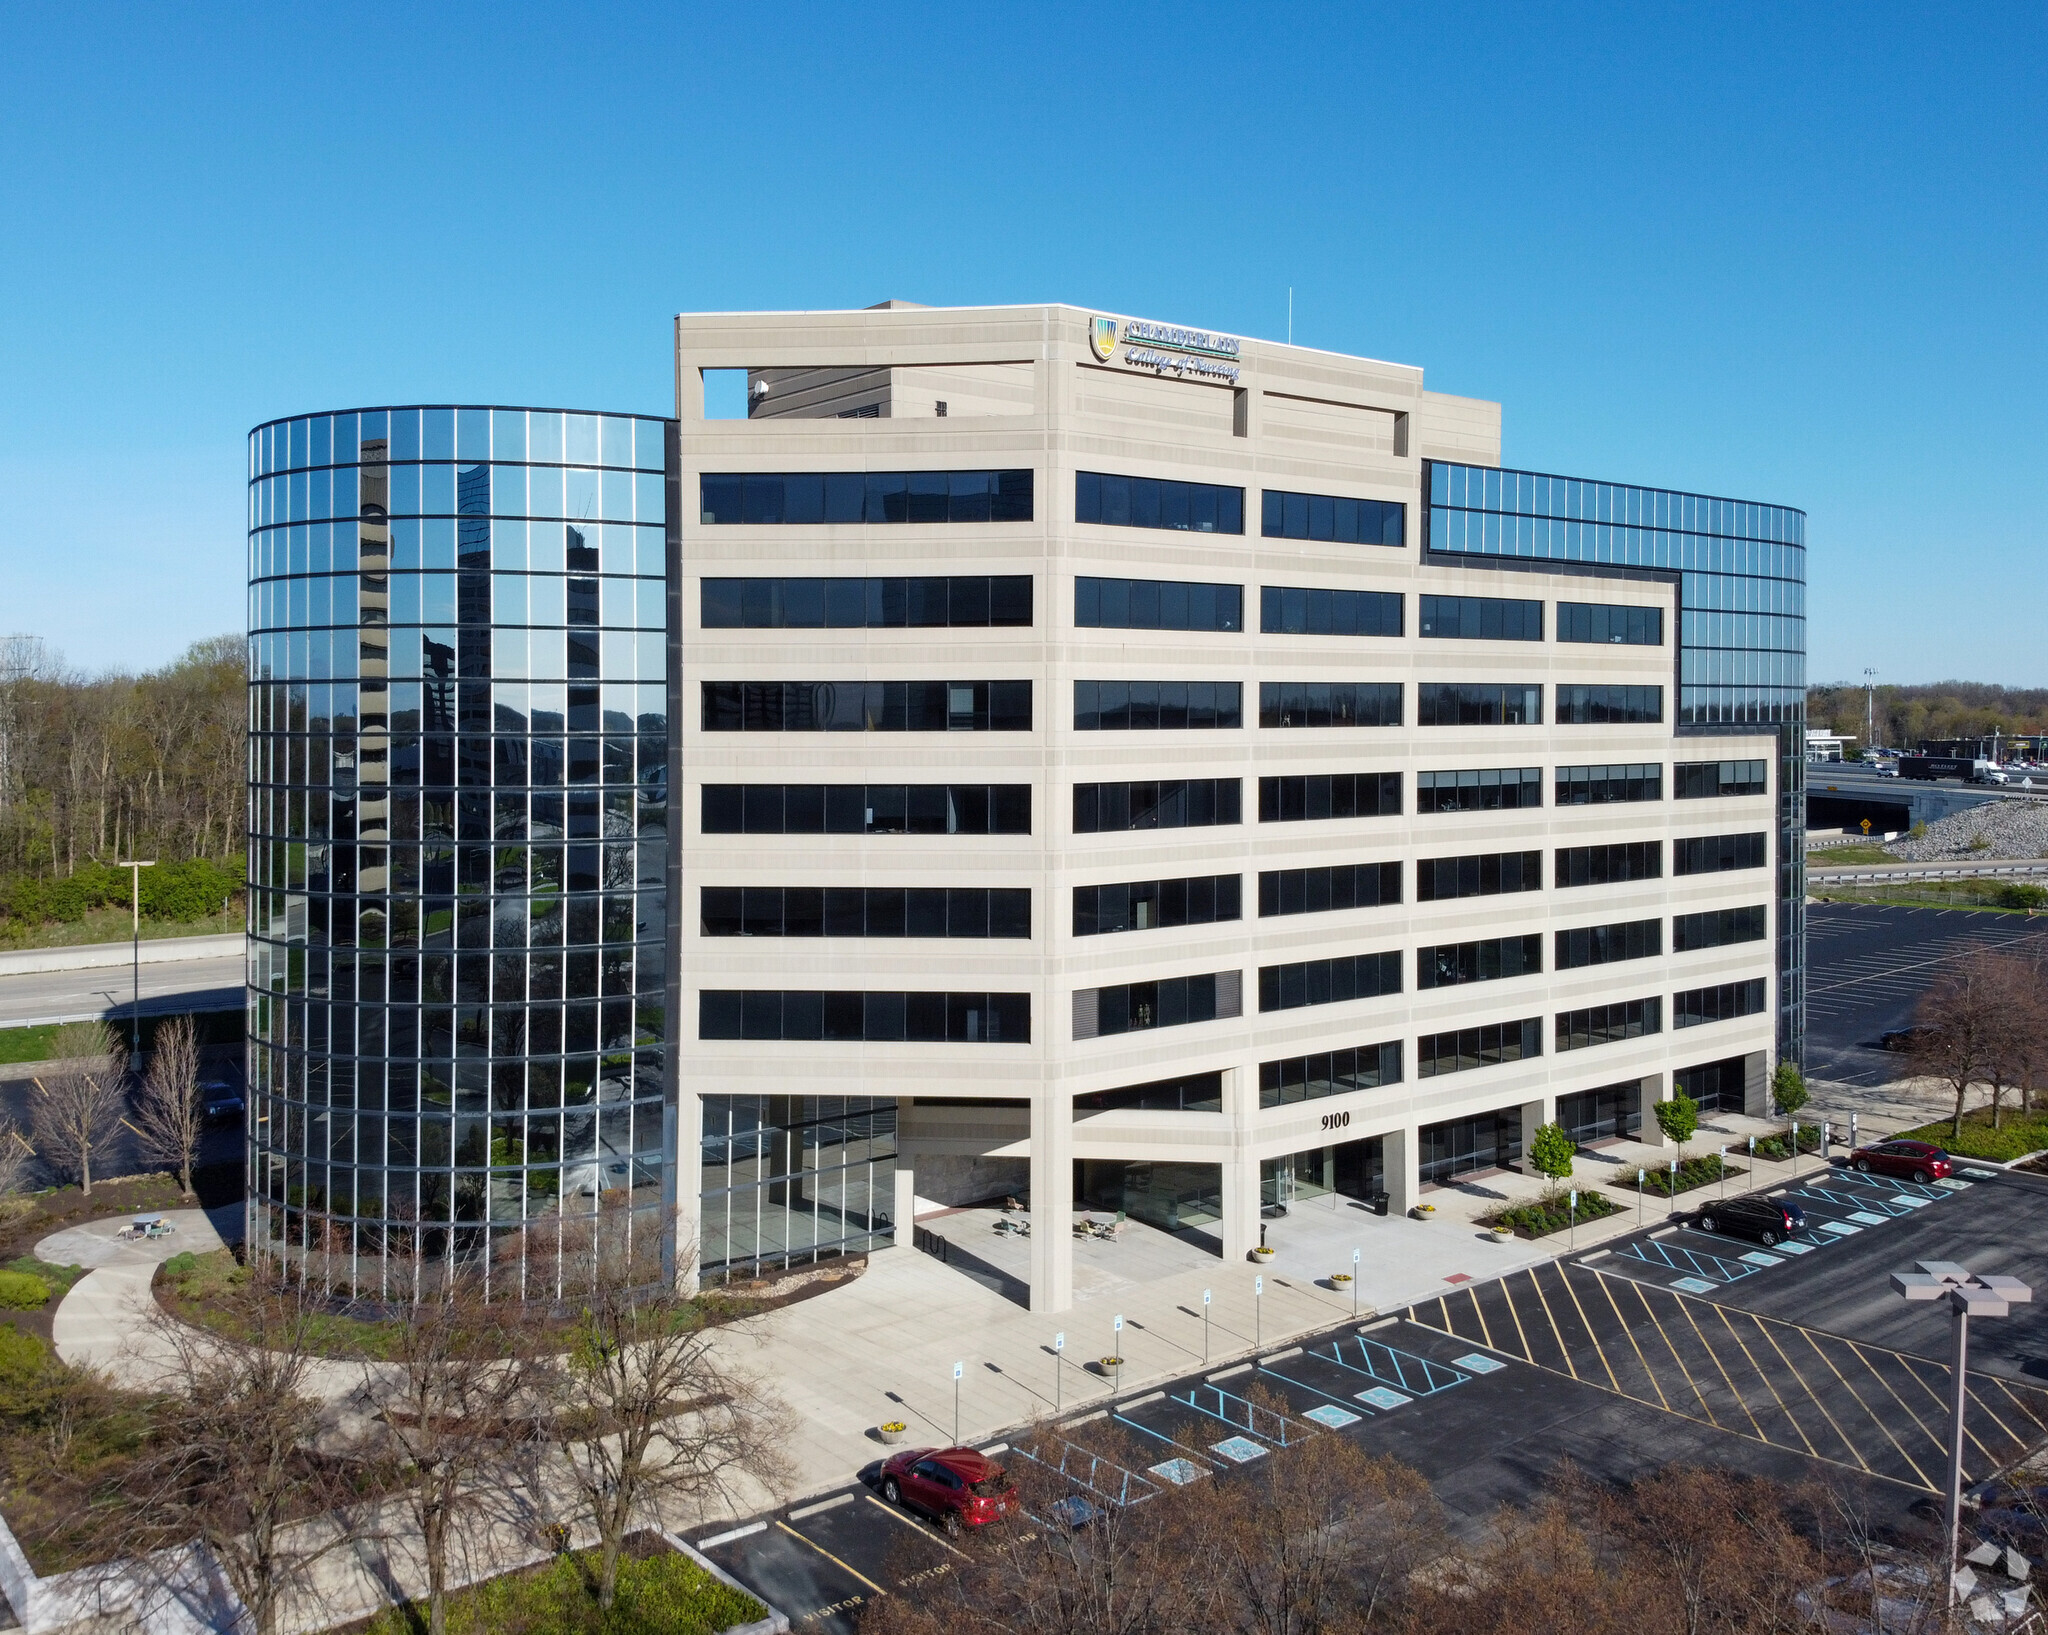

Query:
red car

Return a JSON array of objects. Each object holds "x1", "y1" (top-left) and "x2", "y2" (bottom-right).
[
  {"x1": 1849, "y1": 1138, "x2": 1952, "y2": 1183},
  {"x1": 879, "y1": 1446, "x2": 1016, "y2": 1533}
]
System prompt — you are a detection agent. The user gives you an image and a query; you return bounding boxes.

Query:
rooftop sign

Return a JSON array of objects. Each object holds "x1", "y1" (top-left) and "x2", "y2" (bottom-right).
[{"x1": 1089, "y1": 315, "x2": 1243, "y2": 384}]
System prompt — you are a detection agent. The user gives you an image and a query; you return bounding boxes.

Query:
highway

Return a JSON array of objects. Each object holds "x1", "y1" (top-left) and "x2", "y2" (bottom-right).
[{"x1": 0, "y1": 950, "x2": 245, "y2": 1029}]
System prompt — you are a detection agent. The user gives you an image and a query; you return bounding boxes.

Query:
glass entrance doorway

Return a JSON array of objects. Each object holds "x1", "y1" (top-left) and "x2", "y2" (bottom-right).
[
  {"x1": 1074, "y1": 1160, "x2": 1221, "y2": 1232},
  {"x1": 1262, "y1": 1137, "x2": 1383, "y2": 1213}
]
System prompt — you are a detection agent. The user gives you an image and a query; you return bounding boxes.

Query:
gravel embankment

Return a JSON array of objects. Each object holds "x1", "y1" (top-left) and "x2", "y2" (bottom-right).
[{"x1": 1885, "y1": 800, "x2": 2048, "y2": 862}]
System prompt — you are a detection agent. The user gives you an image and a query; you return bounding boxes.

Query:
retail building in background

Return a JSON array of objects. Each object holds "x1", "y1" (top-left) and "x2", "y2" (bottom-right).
[{"x1": 247, "y1": 301, "x2": 1803, "y2": 1308}]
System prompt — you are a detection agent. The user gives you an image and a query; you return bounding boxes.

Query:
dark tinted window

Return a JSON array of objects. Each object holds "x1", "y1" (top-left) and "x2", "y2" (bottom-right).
[
  {"x1": 1259, "y1": 586, "x2": 1402, "y2": 637},
  {"x1": 1073, "y1": 874, "x2": 1241, "y2": 935},
  {"x1": 1674, "y1": 832, "x2": 1767, "y2": 874},
  {"x1": 1556, "y1": 998, "x2": 1662, "y2": 1051},
  {"x1": 1074, "y1": 681, "x2": 1241, "y2": 730},
  {"x1": 702, "y1": 887, "x2": 1030, "y2": 938},
  {"x1": 699, "y1": 989, "x2": 1029, "y2": 1042},
  {"x1": 1556, "y1": 764, "x2": 1662, "y2": 805},
  {"x1": 1258, "y1": 863, "x2": 1401, "y2": 917},
  {"x1": 700, "y1": 470, "x2": 1033, "y2": 524},
  {"x1": 703, "y1": 576, "x2": 1030, "y2": 628},
  {"x1": 1417, "y1": 935, "x2": 1543, "y2": 989},
  {"x1": 1419, "y1": 595, "x2": 1542, "y2": 641},
  {"x1": 1075, "y1": 1072, "x2": 1225, "y2": 1114},
  {"x1": 1075, "y1": 471, "x2": 1244, "y2": 534},
  {"x1": 1257, "y1": 951, "x2": 1402, "y2": 1013},
  {"x1": 1673, "y1": 978, "x2": 1768, "y2": 1028},
  {"x1": 1077, "y1": 577, "x2": 1242, "y2": 632},
  {"x1": 1673, "y1": 904, "x2": 1768, "y2": 951},
  {"x1": 1259, "y1": 682, "x2": 1402, "y2": 728},
  {"x1": 1415, "y1": 851, "x2": 1542, "y2": 901},
  {"x1": 1558, "y1": 601, "x2": 1662, "y2": 645},
  {"x1": 1260, "y1": 489, "x2": 1404, "y2": 546},
  {"x1": 1554, "y1": 842, "x2": 1662, "y2": 887},
  {"x1": 1416, "y1": 767, "x2": 1541, "y2": 813},
  {"x1": 1674, "y1": 759, "x2": 1768, "y2": 798},
  {"x1": 1555, "y1": 918, "x2": 1662, "y2": 969},
  {"x1": 1075, "y1": 972, "x2": 1242, "y2": 1038},
  {"x1": 1417, "y1": 683, "x2": 1541, "y2": 725},
  {"x1": 1260, "y1": 1041, "x2": 1402, "y2": 1108},
  {"x1": 1556, "y1": 685, "x2": 1663, "y2": 725},
  {"x1": 1074, "y1": 779, "x2": 1240, "y2": 832},
  {"x1": 1258, "y1": 773, "x2": 1401, "y2": 822},
  {"x1": 701, "y1": 681, "x2": 1030, "y2": 732},
  {"x1": 702, "y1": 783, "x2": 1029, "y2": 835},
  {"x1": 1416, "y1": 1018, "x2": 1543, "y2": 1078}
]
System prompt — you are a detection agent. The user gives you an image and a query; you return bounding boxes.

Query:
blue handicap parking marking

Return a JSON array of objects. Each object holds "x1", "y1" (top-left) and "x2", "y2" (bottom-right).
[
  {"x1": 1147, "y1": 1458, "x2": 1206, "y2": 1486},
  {"x1": 1302, "y1": 1404, "x2": 1362, "y2": 1429},
  {"x1": 1937, "y1": 1178, "x2": 1973, "y2": 1191},
  {"x1": 1453, "y1": 1353, "x2": 1506, "y2": 1375},
  {"x1": 1958, "y1": 1170, "x2": 1996, "y2": 1183},
  {"x1": 1671, "y1": 1276, "x2": 1718, "y2": 1294},
  {"x1": 1822, "y1": 1220, "x2": 1861, "y2": 1236},
  {"x1": 1210, "y1": 1436, "x2": 1267, "y2": 1463},
  {"x1": 1848, "y1": 1210, "x2": 1889, "y2": 1225},
  {"x1": 1739, "y1": 1250, "x2": 1783, "y2": 1267},
  {"x1": 1891, "y1": 1194, "x2": 1935, "y2": 1207},
  {"x1": 1355, "y1": 1386, "x2": 1410, "y2": 1410},
  {"x1": 1777, "y1": 1239, "x2": 1816, "y2": 1254}
]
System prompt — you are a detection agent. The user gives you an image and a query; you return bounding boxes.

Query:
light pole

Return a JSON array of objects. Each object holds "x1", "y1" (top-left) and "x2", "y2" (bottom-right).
[
  {"x1": 1864, "y1": 666, "x2": 1878, "y2": 753},
  {"x1": 1891, "y1": 1261, "x2": 2033, "y2": 1609},
  {"x1": 116, "y1": 860, "x2": 155, "y2": 1064}
]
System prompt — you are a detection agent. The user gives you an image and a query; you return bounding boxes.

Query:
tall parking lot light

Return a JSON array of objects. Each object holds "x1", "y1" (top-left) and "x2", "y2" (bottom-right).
[{"x1": 1891, "y1": 1262, "x2": 2033, "y2": 1608}]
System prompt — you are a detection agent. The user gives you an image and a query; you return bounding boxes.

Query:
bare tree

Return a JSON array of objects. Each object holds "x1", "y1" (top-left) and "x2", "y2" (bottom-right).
[
  {"x1": 542, "y1": 1232, "x2": 793, "y2": 1609},
  {"x1": 30, "y1": 1022, "x2": 127, "y2": 1195},
  {"x1": 1908, "y1": 952, "x2": 2008, "y2": 1140},
  {"x1": 374, "y1": 1284, "x2": 544, "y2": 1635},
  {"x1": 128, "y1": 1014, "x2": 203, "y2": 1199},
  {"x1": 0, "y1": 1114, "x2": 35, "y2": 1198},
  {"x1": 129, "y1": 1278, "x2": 370, "y2": 1635},
  {"x1": 1988, "y1": 955, "x2": 2048, "y2": 1120}
]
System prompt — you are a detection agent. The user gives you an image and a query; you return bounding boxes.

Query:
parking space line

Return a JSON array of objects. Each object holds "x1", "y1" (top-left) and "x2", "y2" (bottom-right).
[
  {"x1": 1589, "y1": 1267, "x2": 1674, "y2": 1412},
  {"x1": 1620, "y1": 1275, "x2": 1722, "y2": 1426},
  {"x1": 1553, "y1": 1265, "x2": 1624, "y2": 1394},
  {"x1": 1671, "y1": 1291, "x2": 1771, "y2": 1443},
  {"x1": 1709, "y1": 1303, "x2": 1820, "y2": 1456},
  {"x1": 1871, "y1": 1344, "x2": 2017, "y2": 1475},
  {"x1": 1466, "y1": 1282, "x2": 1497, "y2": 1353},
  {"x1": 776, "y1": 1519, "x2": 889, "y2": 1598},
  {"x1": 1740, "y1": 1311, "x2": 1876, "y2": 1475},
  {"x1": 1986, "y1": 1375, "x2": 2048, "y2": 1443},
  {"x1": 862, "y1": 1494, "x2": 969, "y2": 1560},
  {"x1": 1516, "y1": 1268, "x2": 1579, "y2": 1380},
  {"x1": 1790, "y1": 1329, "x2": 1936, "y2": 1489}
]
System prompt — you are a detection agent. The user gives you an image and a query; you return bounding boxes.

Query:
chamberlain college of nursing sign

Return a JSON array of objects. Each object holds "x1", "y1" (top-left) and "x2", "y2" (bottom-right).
[{"x1": 1089, "y1": 315, "x2": 1242, "y2": 384}]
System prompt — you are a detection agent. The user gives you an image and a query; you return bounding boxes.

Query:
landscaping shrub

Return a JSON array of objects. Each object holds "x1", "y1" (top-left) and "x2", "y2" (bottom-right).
[
  {"x1": 1896, "y1": 1110, "x2": 2048, "y2": 1162},
  {"x1": 1622, "y1": 1155, "x2": 1740, "y2": 1197},
  {"x1": 160, "y1": 1251, "x2": 197, "y2": 1278},
  {"x1": 1488, "y1": 1189, "x2": 1618, "y2": 1238},
  {"x1": 1995, "y1": 883, "x2": 2048, "y2": 910},
  {"x1": 0, "y1": 1271, "x2": 51, "y2": 1310},
  {"x1": 1746, "y1": 1124, "x2": 1824, "y2": 1161}
]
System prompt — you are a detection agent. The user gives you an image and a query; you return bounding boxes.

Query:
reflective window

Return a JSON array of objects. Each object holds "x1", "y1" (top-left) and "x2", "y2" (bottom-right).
[
  {"x1": 1673, "y1": 905, "x2": 1769, "y2": 951},
  {"x1": 1415, "y1": 851, "x2": 1542, "y2": 901},
  {"x1": 1674, "y1": 833, "x2": 1768, "y2": 874},
  {"x1": 1259, "y1": 682, "x2": 1402, "y2": 728},
  {"x1": 701, "y1": 681, "x2": 1031, "y2": 732},
  {"x1": 1075, "y1": 471, "x2": 1243, "y2": 534},
  {"x1": 1077, "y1": 576, "x2": 1242, "y2": 632},
  {"x1": 1558, "y1": 601, "x2": 1662, "y2": 646},
  {"x1": 1555, "y1": 918, "x2": 1662, "y2": 969},
  {"x1": 699, "y1": 1095, "x2": 896, "y2": 1278},
  {"x1": 1417, "y1": 935, "x2": 1542, "y2": 990},
  {"x1": 1075, "y1": 1072, "x2": 1225, "y2": 1114},
  {"x1": 1556, "y1": 764, "x2": 1662, "y2": 805},
  {"x1": 1674, "y1": 759, "x2": 1768, "y2": 798},
  {"x1": 1419, "y1": 595, "x2": 1542, "y2": 641},
  {"x1": 702, "y1": 576, "x2": 1031, "y2": 628},
  {"x1": 1416, "y1": 767, "x2": 1541, "y2": 813},
  {"x1": 1259, "y1": 586, "x2": 1402, "y2": 637},
  {"x1": 701, "y1": 887, "x2": 1030, "y2": 938},
  {"x1": 1073, "y1": 874, "x2": 1240, "y2": 936},
  {"x1": 1416, "y1": 683, "x2": 1541, "y2": 726},
  {"x1": 1256, "y1": 952, "x2": 1402, "y2": 1013},
  {"x1": 699, "y1": 990, "x2": 1030, "y2": 1042},
  {"x1": 1674, "y1": 1055, "x2": 1747, "y2": 1113},
  {"x1": 702, "y1": 784, "x2": 1030, "y2": 835},
  {"x1": 699, "y1": 470, "x2": 1033, "y2": 524},
  {"x1": 1073, "y1": 681, "x2": 1241, "y2": 730},
  {"x1": 1258, "y1": 773, "x2": 1400, "y2": 822},
  {"x1": 1257, "y1": 863, "x2": 1401, "y2": 918},
  {"x1": 1555, "y1": 841, "x2": 1662, "y2": 887},
  {"x1": 1073, "y1": 779, "x2": 1239, "y2": 833},
  {"x1": 1555, "y1": 998, "x2": 1661, "y2": 1051},
  {"x1": 1674, "y1": 979, "x2": 1769, "y2": 1028},
  {"x1": 1258, "y1": 1041, "x2": 1402, "y2": 1108},
  {"x1": 1260, "y1": 488, "x2": 1404, "y2": 546},
  {"x1": 1416, "y1": 1018, "x2": 1543, "y2": 1079},
  {"x1": 1556, "y1": 685, "x2": 1662, "y2": 725},
  {"x1": 1074, "y1": 972, "x2": 1242, "y2": 1038}
]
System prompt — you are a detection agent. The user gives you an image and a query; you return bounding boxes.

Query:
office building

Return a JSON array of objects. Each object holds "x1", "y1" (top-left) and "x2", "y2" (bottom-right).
[{"x1": 247, "y1": 303, "x2": 1804, "y2": 1309}]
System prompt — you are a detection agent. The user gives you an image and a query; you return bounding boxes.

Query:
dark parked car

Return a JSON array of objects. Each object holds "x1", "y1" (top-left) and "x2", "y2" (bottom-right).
[
  {"x1": 1849, "y1": 1138, "x2": 1951, "y2": 1182},
  {"x1": 1696, "y1": 1194, "x2": 1807, "y2": 1247},
  {"x1": 1878, "y1": 1025, "x2": 1935, "y2": 1053},
  {"x1": 201, "y1": 1092, "x2": 245, "y2": 1122},
  {"x1": 879, "y1": 1446, "x2": 1016, "y2": 1534}
]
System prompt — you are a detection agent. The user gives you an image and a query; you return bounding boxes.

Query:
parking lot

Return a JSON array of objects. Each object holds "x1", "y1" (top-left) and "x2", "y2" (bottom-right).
[
  {"x1": 689, "y1": 1158, "x2": 2048, "y2": 1631},
  {"x1": 1805, "y1": 902, "x2": 2048, "y2": 1087}
]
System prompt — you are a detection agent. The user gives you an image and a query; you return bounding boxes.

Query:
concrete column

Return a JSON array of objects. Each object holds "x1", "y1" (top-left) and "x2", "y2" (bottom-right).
[
  {"x1": 673, "y1": 1086, "x2": 700, "y2": 1296},
  {"x1": 1518, "y1": 1096, "x2": 1554, "y2": 1170},
  {"x1": 1638, "y1": 1072, "x2": 1671, "y2": 1147},
  {"x1": 1028, "y1": 1093, "x2": 1074, "y2": 1312},
  {"x1": 1383, "y1": 1126, "x2": 1419, "y2": 1218},
  {"x1": 1744, "y1": 1051, "x2": 1770, "y2": 1118},
  {"x1": 892, "y1": 1148, "x2": 917, "y2": 1250},
  {"x1": 1220, "y1": 1151, "x2": 1260, "y2": 1262}
]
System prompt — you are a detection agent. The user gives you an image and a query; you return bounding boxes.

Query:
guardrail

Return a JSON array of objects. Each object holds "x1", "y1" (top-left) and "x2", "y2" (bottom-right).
[{"x1": 1809, "y1": 860, "x2": 2048, "y2": 885}]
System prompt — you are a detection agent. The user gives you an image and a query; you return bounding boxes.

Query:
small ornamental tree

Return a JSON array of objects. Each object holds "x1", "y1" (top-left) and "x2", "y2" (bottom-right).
[
  {"x1": 1654, "y1": 1091, "x2": 1700, "y2": 1159},
  {"x1": 1528, "y1": 1122, "x2": 1576, "y2": 1184},
  {"x1": 1771, "y1": 1063, "x2": 1810, "y2": 1121}
]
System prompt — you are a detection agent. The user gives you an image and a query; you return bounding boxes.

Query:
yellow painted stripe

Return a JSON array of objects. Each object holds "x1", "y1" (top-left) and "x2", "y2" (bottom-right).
[{"x1": 778, "y1": 1518, "x2": 888, "y2": 1597}]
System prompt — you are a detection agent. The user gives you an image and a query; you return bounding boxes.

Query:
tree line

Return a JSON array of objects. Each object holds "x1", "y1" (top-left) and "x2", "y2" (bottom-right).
[
  {"x1": 1808, "y1": 680, "x2": 2048, "y2": 751},
  {"x1": 0, "y1": 633, "x2": 245, "y2": 927}
]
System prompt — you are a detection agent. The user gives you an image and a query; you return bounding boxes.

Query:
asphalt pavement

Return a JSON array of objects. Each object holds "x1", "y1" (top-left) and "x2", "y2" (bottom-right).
[{"x1": 0, "y1": 951, "x2": 245, "y2": 1029}]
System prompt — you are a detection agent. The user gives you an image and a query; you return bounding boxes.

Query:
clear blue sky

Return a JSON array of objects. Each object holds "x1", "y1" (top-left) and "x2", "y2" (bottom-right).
[{"x1": 3, "y1": 2, "x2": 2042, "y2": 685}]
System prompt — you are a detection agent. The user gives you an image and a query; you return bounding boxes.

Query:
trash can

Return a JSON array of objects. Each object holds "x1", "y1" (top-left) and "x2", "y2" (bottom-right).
[{"x1": 1369, "y1": 1190, "x2": 1390, "y2": 1218}]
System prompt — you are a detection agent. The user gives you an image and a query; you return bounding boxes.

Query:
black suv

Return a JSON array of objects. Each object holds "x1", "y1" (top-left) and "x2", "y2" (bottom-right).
[{"x1": 1696, "y1": 1194, "x2": 1806, "y2": 1247}]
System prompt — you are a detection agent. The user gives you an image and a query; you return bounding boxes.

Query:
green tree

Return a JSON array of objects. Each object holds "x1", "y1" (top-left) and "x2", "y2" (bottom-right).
[
  {"x1": 1654, "y1": 1092, "x2": 1700, "y2": 1158},
  {"x1": 1771, "y1": 1063, "x2": 1810, "y2": 1120},
  {"x1": 1528, "y1": 1122, "x2": 1576, "y2": 1182}
]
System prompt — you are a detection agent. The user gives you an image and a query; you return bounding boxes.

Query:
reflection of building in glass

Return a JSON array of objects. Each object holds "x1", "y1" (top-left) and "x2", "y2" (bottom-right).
[{"x1": 245, "y1": 407, "x2": 670, "y2": 1299}]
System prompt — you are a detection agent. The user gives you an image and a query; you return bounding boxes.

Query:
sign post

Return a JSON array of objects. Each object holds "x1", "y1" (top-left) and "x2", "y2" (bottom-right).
[
  {"x1": 1351, "y1": 1247, "x2": 1361, "y2": 1319},
  {"x1": 1637, "y1": 1170, "x2": 1645, "y2": 1228},
  {"x1": 1202, "y1": 1289, "x2": 1211, "y2": 1364},
  {"x1": 1054, "y1": 1331, "x2": 1064, "y2": 1412},
  {"x1": 1255, "y1": 1273, "x2": 1264, "y2": 1349},
  {"x1": 1111, "y1": 1314, "x2": 1123, "y2": 1394},
  {"x1": 952, "y1": 1360, "x2": 963, "y2": 1445},
  {"x1": 1568, "y1": 1189, "x2": 1577, "y2": 1251}
]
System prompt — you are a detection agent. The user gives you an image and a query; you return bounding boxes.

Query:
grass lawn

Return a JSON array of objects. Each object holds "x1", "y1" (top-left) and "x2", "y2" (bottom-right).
[
  {"x1": 350, "y1": 1537, "x2": 763, "y2": 1635},
  {"x1": 1811, "y1": 879, "x2": 2047, "y2": 914},
  {"x1": 154, "y1": 1249, "x2": 419, "y2": 1360},
  {"x1": 0, "y1": 904, "x2": 244, "y2": 952},
  {"x1": 1894, "y1": 1107, "x2": 2048, "y2": 1162},
  {"x1": 0, "y1": 1024, "x2": 63, "y2": 1065},
  {"x1": 1806, "y1": 844, "x2": 1895, "y2": 865}
]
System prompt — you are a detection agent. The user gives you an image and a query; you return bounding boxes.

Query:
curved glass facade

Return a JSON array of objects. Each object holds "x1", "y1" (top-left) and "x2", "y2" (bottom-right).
[{"x1": 246, "y1": 406, "x2": 672, "y2": 1300}]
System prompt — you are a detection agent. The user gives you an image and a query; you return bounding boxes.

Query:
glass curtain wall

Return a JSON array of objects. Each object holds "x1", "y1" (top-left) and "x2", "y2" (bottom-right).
[
  {"x1": 698, "y1": 1096, "x2": 898, "y2": 1278},
  {"x1": 245, "y1": 406, "x2": 671, "y2": 1300},
  {"x1": 1424, "y1": 462, "x2": 1808, "y2": 1065}
]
